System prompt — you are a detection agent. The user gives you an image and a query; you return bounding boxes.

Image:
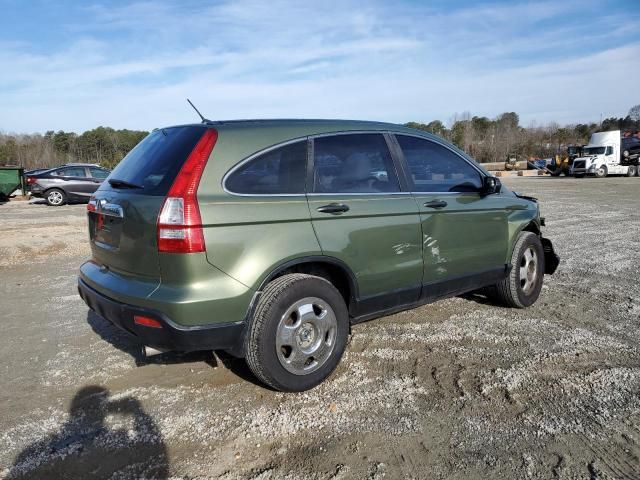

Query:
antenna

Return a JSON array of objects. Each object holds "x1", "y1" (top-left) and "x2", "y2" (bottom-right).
[{"x1": 187, "y1": 98, "x2": 210, "y2": 123}]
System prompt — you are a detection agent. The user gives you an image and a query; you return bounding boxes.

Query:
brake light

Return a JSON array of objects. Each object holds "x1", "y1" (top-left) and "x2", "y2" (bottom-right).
[
  {"x1": 26, "y1": 177, "x2": 37, "y2": 184},
  {"x1": 157, "y1": 128, "x2": 217, "y2": 253}
]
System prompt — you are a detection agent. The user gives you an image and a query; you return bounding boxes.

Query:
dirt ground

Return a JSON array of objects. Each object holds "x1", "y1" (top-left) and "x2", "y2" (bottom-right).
[{"x1": 1, "y1": 177, "x2": 639, "y2": 480}]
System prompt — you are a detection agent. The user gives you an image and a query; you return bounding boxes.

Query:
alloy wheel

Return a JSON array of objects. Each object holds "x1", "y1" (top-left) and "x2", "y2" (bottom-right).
[
  {"x1": 519, "y1": 246, "x2": 538, "y2": 295},
  {"x1": 276, "y1": 297, "x2": 337, "y2": 375}
]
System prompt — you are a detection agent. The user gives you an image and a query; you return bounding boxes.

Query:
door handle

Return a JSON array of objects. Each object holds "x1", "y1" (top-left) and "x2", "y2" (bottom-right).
[
  {"x1": 316, "y1": 203, "x2": 350, "y2": 214},
  {"x1": 424, "y1": 200, "x2": 448, "y2": 209}
]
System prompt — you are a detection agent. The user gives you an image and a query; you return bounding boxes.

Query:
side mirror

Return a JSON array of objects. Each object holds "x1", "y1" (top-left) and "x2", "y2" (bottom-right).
[{"x1": 482, "y1": 176, "x2": 501, "y2": 195}]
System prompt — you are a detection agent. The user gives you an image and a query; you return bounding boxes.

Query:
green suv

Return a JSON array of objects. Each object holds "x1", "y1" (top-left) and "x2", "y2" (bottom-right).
[{"x1": 78, "y1": 120, "x2": 559, "y2": 391}]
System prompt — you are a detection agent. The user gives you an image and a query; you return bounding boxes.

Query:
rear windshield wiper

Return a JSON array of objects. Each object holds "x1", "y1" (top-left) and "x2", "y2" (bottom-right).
[{"x1": 108, "y1": 178, "x2": 144, "y2": 189}]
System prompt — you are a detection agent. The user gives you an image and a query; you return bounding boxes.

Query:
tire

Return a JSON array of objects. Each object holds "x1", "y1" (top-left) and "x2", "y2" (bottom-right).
[
  {"x1": 245, "y1": 273, "x2": 349, "y2": 392},
  {"x1": 490, "y1": 232, "x2": 545, "y2": 308},
  {"x1": 45, "y1": 188, "x2": 66, "y2": 206},
  {"x1": 626, "y1": 166, "x2": 637, "y2": 177},
  {"x1": 595, "y1": 165, "x2": 607, "y2": 178}
]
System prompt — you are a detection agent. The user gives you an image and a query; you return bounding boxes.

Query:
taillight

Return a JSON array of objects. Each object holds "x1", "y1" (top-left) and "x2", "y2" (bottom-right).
[
  {"x1": 157, "y1": 128, "x2": 217, "y2": 253},
  {"x1": 26, "y1": 177, "x2": 37, "y2": 184},
  {"x1": 87, "y1": 198, "x2": 97, "y2": 212}
]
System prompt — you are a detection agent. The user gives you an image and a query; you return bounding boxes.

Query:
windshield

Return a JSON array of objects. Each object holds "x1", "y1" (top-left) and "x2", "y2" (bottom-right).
[{"x1": 583, "y1": 146, "x2": 605, "y2": 155}]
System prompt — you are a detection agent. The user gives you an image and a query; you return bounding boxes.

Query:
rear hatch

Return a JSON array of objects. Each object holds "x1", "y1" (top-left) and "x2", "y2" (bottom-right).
[{"x1": 88, "y1": 125, "x2": 210, "y2": 281}]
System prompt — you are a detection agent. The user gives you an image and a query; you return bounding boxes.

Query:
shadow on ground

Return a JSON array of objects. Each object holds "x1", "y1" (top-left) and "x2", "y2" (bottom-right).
[{"x1": 6, "y1": 386, "x2": 169, "y2": 479}]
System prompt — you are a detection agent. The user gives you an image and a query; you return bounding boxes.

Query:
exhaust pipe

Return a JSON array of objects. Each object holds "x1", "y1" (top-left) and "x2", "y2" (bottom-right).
[{"x1": 140, "y1": 345, "x2": 167, "y2": 359}]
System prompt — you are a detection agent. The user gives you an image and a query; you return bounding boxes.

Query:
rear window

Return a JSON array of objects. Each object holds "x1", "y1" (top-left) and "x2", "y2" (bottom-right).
[{"x1": 105, "y1": 126, "x2": 207, "y2": 195}]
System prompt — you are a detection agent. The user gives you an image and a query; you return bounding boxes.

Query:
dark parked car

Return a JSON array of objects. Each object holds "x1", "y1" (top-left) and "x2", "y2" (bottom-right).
[{"x1": 28, "y1": 163, "x2": 111, "y2": 206}]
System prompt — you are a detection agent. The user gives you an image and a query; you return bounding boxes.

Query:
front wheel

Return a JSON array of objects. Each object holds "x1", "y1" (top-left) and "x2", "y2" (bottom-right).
[
  {"x1": 245, "y1": 274, "x2": 349, "y2": 392},
  {"x1": 489, "y1": 232, "x2": 544, "y2": 308},
  {"x1": 595, "y1": 165, "x2": 607, "y2": 178}
]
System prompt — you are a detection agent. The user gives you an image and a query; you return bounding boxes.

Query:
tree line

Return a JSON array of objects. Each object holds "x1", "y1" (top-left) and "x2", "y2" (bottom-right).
[
  {"x1": 1, "y1": 105, "x2": 639, "y2": 170},
  {"x1": 0, "y1": 127, "x2": 148, "y2": 170},
  {"x1": 406, "y1": 105, "x2": 640, "y2": 163}
]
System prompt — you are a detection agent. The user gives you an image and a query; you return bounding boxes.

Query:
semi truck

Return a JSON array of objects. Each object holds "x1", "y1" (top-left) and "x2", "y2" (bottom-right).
[{"x1": 571, "y1": 130, "x2": 640, "y2": 178}]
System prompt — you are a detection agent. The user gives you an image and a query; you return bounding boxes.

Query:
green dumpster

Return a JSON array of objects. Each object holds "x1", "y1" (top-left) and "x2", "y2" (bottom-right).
[{"x1": 0, "y1": 167, "x2": 25, "y2": 201}]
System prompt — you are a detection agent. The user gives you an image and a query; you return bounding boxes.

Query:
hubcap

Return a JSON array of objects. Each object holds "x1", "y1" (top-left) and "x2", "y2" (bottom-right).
[
  {"x1": 48, "y1": 191, "x2": 63, "y2": 205},
  {"x1": 519, "y1": 246, "x2": 538, "y2": 295},
  {"x1": 276, "y1": 297, "x2": 337, "y2": 375}
]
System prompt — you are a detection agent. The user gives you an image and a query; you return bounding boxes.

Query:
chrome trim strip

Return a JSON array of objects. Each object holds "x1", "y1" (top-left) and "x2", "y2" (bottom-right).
[
  {"x1": 97, "y1": 200, "x2": 124, "y2": 218},
  {"x1": 306, "y1": 192, "x2": 411, "y2": 197}
]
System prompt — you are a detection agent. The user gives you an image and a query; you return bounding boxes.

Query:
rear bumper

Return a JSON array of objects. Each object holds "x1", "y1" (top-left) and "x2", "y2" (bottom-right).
[
  {"x1": 78, "y1": 278, "x2": 245, "y2": 353},
  {"x1": 541, "y1": 237, "x2": 559, "y2": 275}
]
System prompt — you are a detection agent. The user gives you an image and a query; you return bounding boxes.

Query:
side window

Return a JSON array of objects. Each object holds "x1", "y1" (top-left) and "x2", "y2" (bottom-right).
[
  {"x1": 57, "y1": 167, "x2": 86, "y2": 178},
  {"x1": 90, "y1": 167, "x2": 109, "y2": 179},
  {"x1": 605, "y1": 146, "x2": 613, "y2": 155},
  {"x1": 396, "y1": 135, "x2": 482, "y2": 193},
  {"x1": 313, "y1": 134, "x2": 400, "y2": 193},
  {"x1": 225, "y1": 141, "x2": 307, "y2": 194}
]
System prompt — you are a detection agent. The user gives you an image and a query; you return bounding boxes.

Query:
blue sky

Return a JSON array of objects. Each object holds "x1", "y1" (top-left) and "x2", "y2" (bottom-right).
[{"x1": 1, "y1": 0, "x2": 639, "y2": 133}]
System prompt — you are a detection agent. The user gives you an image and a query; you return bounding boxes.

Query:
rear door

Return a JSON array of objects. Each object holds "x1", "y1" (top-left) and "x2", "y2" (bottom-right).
[
  {"x1": 307, "y1": 132, "x2": 423, "y2": 314},
  {"x1": 393, "y1": 134, "x2": 509, "y2": 295},
  {"x1": 89, "y1": 126, "x2": 208, "y2": 281},
  {"x1": 55, "y1": 166, "x2": 94, "y2": 199}
]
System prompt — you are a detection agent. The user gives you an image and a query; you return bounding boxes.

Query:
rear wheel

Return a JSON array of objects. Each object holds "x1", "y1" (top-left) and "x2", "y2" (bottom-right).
[
  {"x1": 626, "y1": 166, "x2": 637, "y2": 177},
  {"x1": 245, "y1": 274, "x2": 349, "y2": 392},
  {"x1": 45, "y1": 188, "x2": 66, "y2": 206},
  {"x1": 595, "y1": 165, "x2": 607, "y2": 178},
  {"x1": 489, "y1": 232, "x2": 544, "y2": 308}
]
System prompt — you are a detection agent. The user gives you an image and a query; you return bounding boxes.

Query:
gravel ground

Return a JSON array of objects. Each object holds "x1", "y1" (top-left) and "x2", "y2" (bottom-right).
[{"x1": 0, "y1": 177, "x2": 639, "y2": 479}]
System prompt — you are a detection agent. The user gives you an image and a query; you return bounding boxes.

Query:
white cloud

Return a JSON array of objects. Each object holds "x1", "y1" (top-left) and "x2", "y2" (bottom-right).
[{"x1": 0, "y1": 0, "x2": 638, "y2": 132}]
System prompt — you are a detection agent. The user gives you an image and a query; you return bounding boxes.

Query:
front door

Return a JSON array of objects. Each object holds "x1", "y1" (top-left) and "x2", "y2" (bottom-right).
[
  {"x1": 307, "y1": 133, "x2": 423, "y2": 316},
  {"x1": 393, "y1": 134, "x2": 510, "y2": 299}
]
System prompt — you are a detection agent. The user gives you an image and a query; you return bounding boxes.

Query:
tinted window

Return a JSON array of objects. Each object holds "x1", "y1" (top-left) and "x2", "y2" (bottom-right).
[
  {"x1": 89, "y1": 167, "x2": 109, "y2": 179},
  {"x1": 396, "y1": 135, "x2": 482, "y2": 193},
  {"x1": 226, "y1": 141, "x2": 307, "y2": 194},
  {"x1": 313, "y1": 134, "x2": 399, "y2": 193},
  {"x1": 55, "y1": 167, "x2": 86, "y2": 177},
  {"x1": 106, "y1": 126, "x2": 206, "y2": 196}
]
